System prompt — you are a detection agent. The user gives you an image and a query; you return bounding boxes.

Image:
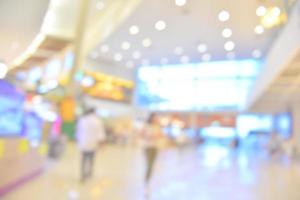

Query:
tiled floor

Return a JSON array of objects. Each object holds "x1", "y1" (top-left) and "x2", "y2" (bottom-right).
[{"x1": 4, "y1": 143, "x2": 300, "y2": 200}]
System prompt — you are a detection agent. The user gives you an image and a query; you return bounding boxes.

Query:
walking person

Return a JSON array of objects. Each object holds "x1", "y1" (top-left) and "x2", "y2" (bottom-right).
[
  {"x1": 142, "y1": 114, "x2": 163, "y2": 195},
  {"x1": 76, "y1": 107, "x2": 106, "y2": 183}
]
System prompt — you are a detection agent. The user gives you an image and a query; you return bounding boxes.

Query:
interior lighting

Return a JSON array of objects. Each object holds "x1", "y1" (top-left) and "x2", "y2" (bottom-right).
[
  {"x1": 197, "y1": 44, "x2": 207, "y2": 53},
  {"x1": 0, "y1": 62, "x2": 8, "y2": 79},
  {"x1": 114, "y1": 53, "x2": 123, "y2": 61},
  {"x1": 254, "y1": 25, "x2": 264, "y2": 34},
  {"x1": 224, "y1": 41, "x2": 235, "y2": 51},
  {"x1": 142, "y1": 38, "x2": 152, "y2": 47},
  {"x1": 261, "y1": 7, "x2": 284, "y2": 28},
  {"x1": 218, "y1": 11, "x2": 230, "y2": 22},
  {"x1": 256, "y1": 6, "x2": 267, "y2": 16},
  {"x1": 155, "y1": 20, "x2": 166, "y2": 31},
  {"x1": 175, "y1": 0, "x2": 187, "y2": 6},
  {"x1": 81, "y1": 76, "x2": 95, "y2": 87},
  {"x1": 222, "y1": 28, "x2": 232, "y2": 38},
  {"x1": 129, "y1": 25, "x2": 139, "y2": 35},
  {"x1": 121, "y1": 41, "x2": 131, "y2": 50}
]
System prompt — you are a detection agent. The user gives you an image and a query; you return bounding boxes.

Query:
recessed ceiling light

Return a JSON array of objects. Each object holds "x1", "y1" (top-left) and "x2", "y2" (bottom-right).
[
  {"x1": 254, "y1": 25, "x2": 264, "y2": 34},
  {"x1": 132, "y1": 51, "x2": 141, "y2": 59},
  {"x1": 197, "y1": 44, "x2": 207, "y2": 53},
  {"x1": 96, "y1": 1, "x2": 104, "y2": 10},
  {"x1": 202, "y1": 53, "x2": 211, "y2": 62},
  {"x1": 100, "y1": 44, "x2": 109, "y2": 53},
  {"x1": 180, "y1": 55, "x2": 189, "y2": 64},
  {"x1": 142, "y1": 59, "x2": 150, "y2": 66},
  {"x1": 256, "y1": 6, "x2": 267, "y2": 16},
  {"x1": 175, "y1": 0, "x2": 187, "y2": 6},
  {"x1": 90, "y1": 51, "x2": 100, "y2": 59},
  {"x1": 161, "y1": 57, "x2": 169, "y2": 65},
  {"x1": 227, "y1": 52, "x2": 236, "y2": 60},
  {"x1": 224, "y1": 41, "x2": 235, "y2": 51},
  {"x1": 252, "y1": 49, "x2": 262, "y2": 58},
  {"x1": 0, "y1": 62, "x2": 8, "y2": 79},
  {"x1": 218, "y1": 10, "x2": 230, "y2": 22},
  {"x1": 129, "y1": 25, "x2": 139, "y2": 35},
  {"x1": 126, "y1": 61, "x2": 134, "y2": 68},
  {"x1": 155, "y1": 20, "x2": 166, "y2": 31},
  {"x1": 174, "y1": 46, "x2": 183, "y2": 55},
  {"x1": 142, "y1": 38, "x2": 152, "y2": 48},
  {"x1": 272, "y1": 7, "x2": 281, "y2": 17},
  {"x1": 121, "y1": 41, "x2": 131, "y2": 50},
  {"x1": 114, "y1": 53, "x2": 123, "y2": 61},
  {"x1": 222, "y1": 28, "x2": 232, "y2": 38}
]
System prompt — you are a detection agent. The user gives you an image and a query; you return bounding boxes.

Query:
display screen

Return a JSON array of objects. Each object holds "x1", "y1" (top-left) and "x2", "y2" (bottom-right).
[
  {"x1": 274, "y1": 113, "x2": 292, "y2": 139},
  {"x1": 136, "y1": 60, "x2": 260, "y2": 111},
  {"x1": 200, "y1": 127, "x2": 236, "y2": 139},
  {"x1": 236, "y1": 114, "x2": 273, "y2": 138},
  {"x1": 0, "y1": 80, "x2": 24, "y2": 136}
]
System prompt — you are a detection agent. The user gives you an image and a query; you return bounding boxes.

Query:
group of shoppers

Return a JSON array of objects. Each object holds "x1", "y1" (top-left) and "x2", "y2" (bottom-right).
[{"x1": 76, "y1": 108, "x2": 162, "y2": 188}]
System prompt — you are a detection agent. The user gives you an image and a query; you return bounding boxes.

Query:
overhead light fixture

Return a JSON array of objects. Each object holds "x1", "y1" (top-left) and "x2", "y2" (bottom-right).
[
  {"x1": 142, "y1": 38, "x2": 152, "y2": 48},
  {"x1": 197, "y1": 44, "x2": 207, "y2": 53},
  {"x1": 114, "y1": 53, "x2": 123, "y2": 61},
  {"x1": 174, "y1": 46, "x2": 184, "y2": 55},
  {"x1": 261, "y1": 7, "x2": 284, "y2": 28},
  {"x1": 129, "y1": 25, "x2": 139, "y2": 35},
  {"x1": 256, "y1": 6, "x2": 267, "y2": 16},
  {"x1": 155, "y1": 20, "x2": 166, "y2": 31},
  {"x1": 175, "y1": 0, "x2": 187, "y2": 6},
  {"x1": 252, "y1": 49, "x2": 262, "y2": 58},
  {"x1": 126, "y1": 61, "x2": 134, "y2": 68},
  {"x1": 202, "y1": 53, "x2": 211, "y2": 62},
  {"x1": 254, "y1": 25, "x2": 264, "y2": 34},
  {"x1": 224, "y1": 41, "x2": 235, "y2": 51},
  {"x1": 218, "y1": 11, "x2": 230, "y2": 22},
  {"x1": 132, "y1": 51, "x2": 141, "y2": 59},
  {"x1": 161, "y1": 57, "x2": 169, "y2": 65},
  {"x1": 226, "y1": 52, "x2": 235, "y2": 60},
  {"x1": 0, "y1": 62, "x2": 8, "y2": 79},
  {"x1": 100, "y1": 44, "x2": 109, "y2": 53},
  {"x1": 180, "y1": 55, "x2": 189, "y2": 64},
  {"x1": 121, "y1": 41, "x2": 131, "y2": 50},
  {"x1": 96, "y1": 1, "x2": 105, "y2": 10},
  {"x1": 222, "y1": 28, "x2": 232, "y2": 38}
]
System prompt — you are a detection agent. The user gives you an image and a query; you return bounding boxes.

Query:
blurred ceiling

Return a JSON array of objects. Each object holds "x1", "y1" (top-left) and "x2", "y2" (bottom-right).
[
  {"x1": 90, "y1": 0, "x2": 287, "y2": 68},
  {"x1": 0, "y1": 0, "x2": 49, "y2": 64}
]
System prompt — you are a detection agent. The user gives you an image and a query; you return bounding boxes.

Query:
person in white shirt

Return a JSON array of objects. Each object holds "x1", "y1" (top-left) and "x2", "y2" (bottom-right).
[{"x1": 76, "y1": 108, "x2": 106, "y2": 183}]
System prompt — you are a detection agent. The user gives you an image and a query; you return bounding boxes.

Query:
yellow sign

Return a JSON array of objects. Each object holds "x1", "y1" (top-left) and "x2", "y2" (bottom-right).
[
  {"x1": 38, "y1": 142, "x2": 48, "y2": 156},
  {"x1": 0, "y1": 139, "x2": 5, "y2": 158},
  {"x1": 18, "y1": 139, "x2": 30, "y2": 154}
]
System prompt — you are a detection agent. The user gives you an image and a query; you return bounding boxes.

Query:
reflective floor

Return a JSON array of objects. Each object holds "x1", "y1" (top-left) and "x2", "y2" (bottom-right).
[{"x1": 4, "y1": 143, "x2": 300, "y2": 200}]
